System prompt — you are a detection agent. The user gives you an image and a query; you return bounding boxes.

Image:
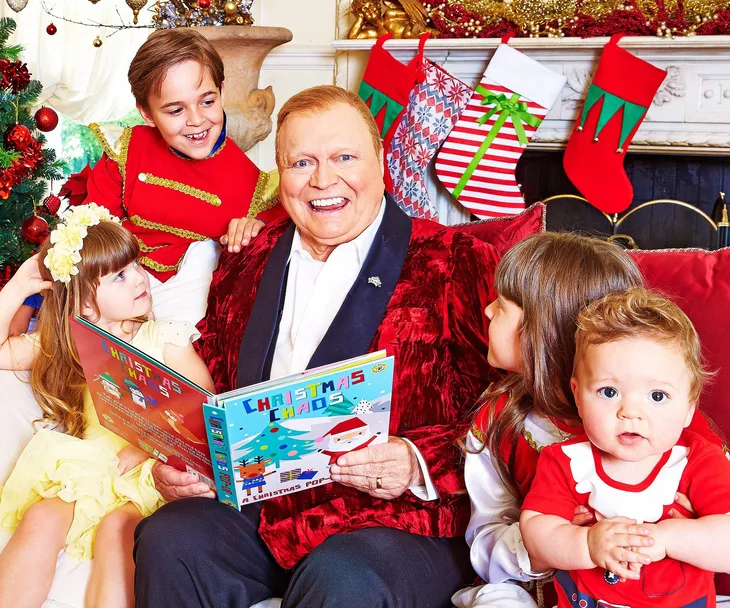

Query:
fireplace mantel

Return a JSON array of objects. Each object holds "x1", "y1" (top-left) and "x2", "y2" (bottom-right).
[{"x1": 333, "y1": 36, "x2": 730, "y2": 156}]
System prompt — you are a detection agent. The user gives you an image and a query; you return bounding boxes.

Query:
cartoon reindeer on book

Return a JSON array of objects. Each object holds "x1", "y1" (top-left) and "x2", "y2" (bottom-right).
[{"x1": 237, "y1": 456, "x2": 275, "y2": 497}]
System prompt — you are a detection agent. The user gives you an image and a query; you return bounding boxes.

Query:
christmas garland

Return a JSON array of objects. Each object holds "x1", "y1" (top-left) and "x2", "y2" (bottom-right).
[{"x1": 420, "y1": 0, "x2": 730, "y2": 38}]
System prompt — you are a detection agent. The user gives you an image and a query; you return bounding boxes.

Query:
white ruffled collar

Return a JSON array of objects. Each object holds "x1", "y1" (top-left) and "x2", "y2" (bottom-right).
[{"x1": 562, "y1": 441, "x2": 689, "y2": 523}]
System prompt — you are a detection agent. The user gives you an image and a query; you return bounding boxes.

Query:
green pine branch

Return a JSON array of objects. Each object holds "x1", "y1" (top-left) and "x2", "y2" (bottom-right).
[
  {"x1": 17, "y1": 80, "x2": 42, "y2": 108},
  {"x1": 0, "y1": 18, "x2": 17, "y2": 49},
  {"x1": 0, "y1": 44, "x2": 22, "y2": 61}
]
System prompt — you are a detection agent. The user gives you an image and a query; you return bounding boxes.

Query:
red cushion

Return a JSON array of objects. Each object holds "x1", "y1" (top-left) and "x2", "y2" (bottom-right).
[
  {"x1": 630, "y1": 246, "x2": 730, "y2": 595},
  {"x1": 452, "y1": 203, "x2": 546, "y2": 257},
  {"x1": 630, "y1": 247, "x2": 730, "y2": 438}
]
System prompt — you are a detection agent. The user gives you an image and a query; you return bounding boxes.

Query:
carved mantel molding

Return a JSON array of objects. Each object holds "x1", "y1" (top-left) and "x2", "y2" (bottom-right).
[{"x1": 333, "y1": 36, "x2": 730, "y2": 155}]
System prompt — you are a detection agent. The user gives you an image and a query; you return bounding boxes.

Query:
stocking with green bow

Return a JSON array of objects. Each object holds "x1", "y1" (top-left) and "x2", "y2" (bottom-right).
[
  {"x1": 563, "y1": 35, "x2": 667, "y2": 214},
  {"x1": 435, "y1": 43, "x2": 565, "y2": 218},
  {"x1": 358, "y1": 33, "x2": 428, "y2": 193}
]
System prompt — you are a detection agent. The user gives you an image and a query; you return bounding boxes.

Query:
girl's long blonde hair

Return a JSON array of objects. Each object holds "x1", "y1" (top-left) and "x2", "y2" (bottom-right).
[
  {"x1": 478, "y1": 233, "x2": 643, "y2": 498},
  {"x1": 31, "y1": 220, "x2": 140, "y2": 438}
]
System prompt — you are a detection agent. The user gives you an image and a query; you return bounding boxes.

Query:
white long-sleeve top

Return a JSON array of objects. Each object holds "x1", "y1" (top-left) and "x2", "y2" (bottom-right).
[{"x1": 464, "y1": 412, "x2": 574, "y2": 584}]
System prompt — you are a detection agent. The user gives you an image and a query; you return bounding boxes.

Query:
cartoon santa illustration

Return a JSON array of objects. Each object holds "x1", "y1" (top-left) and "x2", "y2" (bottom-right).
[{"x1": 320, "y1": 417, "x2": 376, "y2": 465}]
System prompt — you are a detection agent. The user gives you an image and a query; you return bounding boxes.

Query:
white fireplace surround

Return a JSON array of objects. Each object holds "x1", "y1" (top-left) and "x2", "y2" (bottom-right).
[{"x1": 326, "y1": 35, "x2": 730, "y2": 223}]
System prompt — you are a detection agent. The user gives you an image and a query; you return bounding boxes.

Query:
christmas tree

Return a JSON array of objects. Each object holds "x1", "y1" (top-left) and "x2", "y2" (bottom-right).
[
  {"x1": 237, "y1": 422, "x2": 318, "y2": 469},
  {"x1": 0, "y1": 18, "x2": 64, "y2": 270}
]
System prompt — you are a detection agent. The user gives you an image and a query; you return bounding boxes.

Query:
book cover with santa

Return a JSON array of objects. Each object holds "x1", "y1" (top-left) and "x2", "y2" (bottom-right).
[{"x1": 204, "y1": 352, "x2": 394, "y2": 509}]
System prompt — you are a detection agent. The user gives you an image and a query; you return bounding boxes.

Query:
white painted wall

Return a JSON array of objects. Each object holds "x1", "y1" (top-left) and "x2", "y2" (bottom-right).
[{"x1": 250, "y1": 0, "x2": 341, "y2": 169}]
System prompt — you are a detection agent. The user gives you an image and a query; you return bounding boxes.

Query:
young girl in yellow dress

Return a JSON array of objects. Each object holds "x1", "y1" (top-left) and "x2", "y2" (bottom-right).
[{"x1": 0, "y1": 204, "x2": 214, "y2": 608}]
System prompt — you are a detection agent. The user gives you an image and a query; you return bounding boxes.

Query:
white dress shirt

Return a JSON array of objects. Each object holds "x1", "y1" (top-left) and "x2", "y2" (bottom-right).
[{"x1": 269, "y1": 197, "x2": 437, "y2": 501}]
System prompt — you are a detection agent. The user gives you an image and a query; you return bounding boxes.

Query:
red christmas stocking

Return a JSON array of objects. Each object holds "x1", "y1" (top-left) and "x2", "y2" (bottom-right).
[
  {"x1": 435, "y1": 43, "x2": 565, "y2": 218},
  {"x1": 358, "y1": 33, "x2": 428, "y2": 192},
  {"x1": 563, "y1": 35, "x2": 667, "y2": 214}
]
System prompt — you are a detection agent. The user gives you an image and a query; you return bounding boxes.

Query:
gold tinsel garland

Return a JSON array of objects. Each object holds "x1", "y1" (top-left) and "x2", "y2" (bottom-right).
[{"x1": 408, "y1": 0, "x2": 729, "y2": 38}]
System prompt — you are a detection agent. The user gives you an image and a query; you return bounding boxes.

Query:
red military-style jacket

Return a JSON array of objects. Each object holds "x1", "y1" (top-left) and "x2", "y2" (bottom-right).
[
  {"x1": 84, "y1": 124, "x2": 286, "y2": 282},
  {"x1": 196, "y1": 196, "x2": 501, "y2": 569}
]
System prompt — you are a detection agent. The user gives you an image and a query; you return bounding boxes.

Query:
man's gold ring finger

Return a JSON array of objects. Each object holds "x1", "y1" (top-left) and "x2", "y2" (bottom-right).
[{"x1": 375, "y1": 477, "x2": 383, "y2": 490}]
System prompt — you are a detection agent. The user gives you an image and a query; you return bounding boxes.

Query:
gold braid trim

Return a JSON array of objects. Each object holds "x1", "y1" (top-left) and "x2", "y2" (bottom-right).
[
  {"x1": 209, "y1": 139, "x2": 227, "y2": 158},
  {"x1": 118, "y1": 127, "x2": 133, "y2": 216},
  {"x1": 523, "y1": 429, "x2": 544, "y2": 453},
  {"x1": 247, "y1": 171, "x2": 279, "y2": 218},
  {"x1": 471, "y1": 424, "x2": 485, "y2": 444},
  {"x1": 129, "y1": 215, "x2": 208, "y2": 242},
  {"x1": 138, "y1": 173, "x2": 222, "y2": 207},
  {"x1": 89, "y1": 123, "x2": 119, "y2": 162},
  {"x1": 134, "y1": 235, "x2": 165, "y2": 253},
  {"x1": 138, "y1": 255, "x2": 183, "y2": 274},
  {"x1": 519, "y1": 576, "x2": 552, "y2": 608}
]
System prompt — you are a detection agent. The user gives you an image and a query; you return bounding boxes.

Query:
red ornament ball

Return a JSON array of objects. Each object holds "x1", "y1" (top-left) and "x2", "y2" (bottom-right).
[
  {"x1": 198, "y1": 0, "x2": 211, "y2": 8},
  {"x1": 21, "y1": 215, "x2": 50, "y2": 244},
  {"x1": 46, "y1": 23, "x2": 57, "y2": 35},
  {"x1": 42, "y1": 193, "x2": 62, "y2": 216},
  {"x1": 34, "y1": 107, "x2": 59, "y2": 132}
]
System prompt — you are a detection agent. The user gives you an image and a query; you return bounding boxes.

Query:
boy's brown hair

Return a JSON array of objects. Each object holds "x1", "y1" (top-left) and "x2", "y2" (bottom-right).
[
  {"x1": 128, "y1": 28, "x2": 224, "y2": 109},
  {"x1": 574, "y1": 287, "x2": 711, "y2": 403}
]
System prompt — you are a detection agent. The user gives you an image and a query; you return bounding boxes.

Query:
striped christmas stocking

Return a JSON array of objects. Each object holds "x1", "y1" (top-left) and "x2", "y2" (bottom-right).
[{"x1": 435, "y1": 44, "x2": 565, "y2": 218}]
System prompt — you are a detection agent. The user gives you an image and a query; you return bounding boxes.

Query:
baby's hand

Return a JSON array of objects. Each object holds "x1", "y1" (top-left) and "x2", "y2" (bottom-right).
[
  {"x1": 634, "y1": 522, "x2": 668, "y2": 563},
  {"x1": 220, "y1": 217, "x2": 264, "y2": 252},
  {"x1": 587, "y1": 516, "x2": 654, "y2": 580},
  {"x1": 8, "y1": 254, "x2": 53, "y2": 297}
]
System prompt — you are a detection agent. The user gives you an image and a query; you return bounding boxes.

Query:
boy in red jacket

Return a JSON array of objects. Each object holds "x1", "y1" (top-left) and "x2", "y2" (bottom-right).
[{"x1": 83, "y1": 28, "x2": 286, "y2": 323}]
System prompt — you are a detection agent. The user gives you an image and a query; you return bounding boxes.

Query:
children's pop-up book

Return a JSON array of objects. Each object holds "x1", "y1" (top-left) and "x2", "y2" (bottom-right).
[
  {"x1": 70, "y1": 317, "x2": 394, "y2": 505},
  {"x1": 204, "y1": 351, "x2": 394, "y2": 508}
]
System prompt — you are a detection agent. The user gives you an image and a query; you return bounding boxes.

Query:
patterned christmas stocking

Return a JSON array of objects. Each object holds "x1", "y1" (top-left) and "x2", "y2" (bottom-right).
[
  {"x1": 358, "y1": 33, "x2": 428, "y2": 193},
  {"x1": 563, "y1": 35, "x2": 667, "y2": 214},
  {"x1": 387, "y1": 59, "x2": 472, "y2": 220},
  {"x1": 436, "y1": 44, "x2": 565, "y2": 218}
]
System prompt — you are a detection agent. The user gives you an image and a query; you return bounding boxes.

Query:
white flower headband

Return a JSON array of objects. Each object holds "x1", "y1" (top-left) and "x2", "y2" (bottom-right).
[{"x1": 43, "y1": 202, "x2": 120, "y2": 284}]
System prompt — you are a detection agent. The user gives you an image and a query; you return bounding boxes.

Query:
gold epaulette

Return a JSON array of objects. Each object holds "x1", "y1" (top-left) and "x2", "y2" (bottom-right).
[
  {"x1": 88, "y1": 123, "x2": 132, "y2": 164},
  {"x1": 247, "y1": 169, "x2": 280, "y2": 218}
]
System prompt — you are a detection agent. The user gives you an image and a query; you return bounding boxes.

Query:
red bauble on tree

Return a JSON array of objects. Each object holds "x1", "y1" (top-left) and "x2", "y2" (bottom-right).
[
  {"x1": 21, "y1": 215, "x2": 49, "y2": 244},
  {"x1": 198, "y1": 0, "x2": 211, "y2": 8},
  {"x1": 46, "y1": 23, "x2": 57, "y2": 35},
  {"x1": 34, "y1": 106, "x2": 58, "y2": 132},
  {"x1": 42, "y1": 193, "x2": 61, "y2": 216}
]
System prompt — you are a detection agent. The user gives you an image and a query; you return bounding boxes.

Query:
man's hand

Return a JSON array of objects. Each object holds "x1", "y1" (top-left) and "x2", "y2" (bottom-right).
[
  {"x1": 151, "y1": 461, "x2": 216, "y2": 502},
  {"x1": 586, "y1": 516, "x2": 654, "y2": 581},
  {"x1": 220, "y1": 218, "x2": 264, "y2": 252},
  {"x1": 329, "y1": 436, "x2": 422, "y2": 500}
]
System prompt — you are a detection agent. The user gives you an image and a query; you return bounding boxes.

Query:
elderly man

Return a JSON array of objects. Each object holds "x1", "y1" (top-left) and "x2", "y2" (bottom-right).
[{"x1": 134, "y1": 86, "x2": 498, "y2": 608}]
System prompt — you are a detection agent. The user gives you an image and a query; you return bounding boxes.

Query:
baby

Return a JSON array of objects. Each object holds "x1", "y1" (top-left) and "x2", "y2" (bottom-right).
[{"x1": 520, "y1": 287, "x2": 730, "y2": 608}]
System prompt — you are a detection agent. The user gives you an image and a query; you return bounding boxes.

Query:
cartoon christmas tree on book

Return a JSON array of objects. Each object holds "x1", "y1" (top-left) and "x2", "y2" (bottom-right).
[{"x1": 239, "y1": 423, "x2": 317, "y2": 469}]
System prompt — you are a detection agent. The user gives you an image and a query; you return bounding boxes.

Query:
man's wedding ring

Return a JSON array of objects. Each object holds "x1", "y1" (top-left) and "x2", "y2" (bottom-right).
[{"x1": 375, "y1": 477, "x2": 383, "y2": 490}]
